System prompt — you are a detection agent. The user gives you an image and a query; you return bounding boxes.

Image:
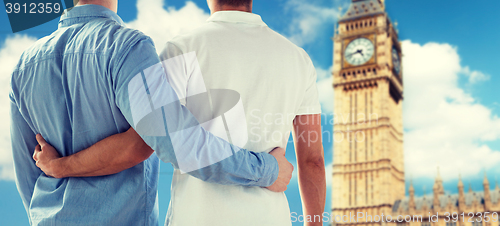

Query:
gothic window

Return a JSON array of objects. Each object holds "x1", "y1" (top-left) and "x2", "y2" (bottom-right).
[
  {"x1": 350, "y1": 131, "x2": 352, "y2": 162},
  {"x1": 370, "y1": 174, "x2": 374, "y2": 203},
  {"x1": 365, "y1": 174, "x2": 368, "y2": 204},
  {"x1": 365, "y1": 132, "x2": 368, "y2": 161},
  {"x1": 370, "y1": 91, "x2": 373, "y2": 115},
  {"x1": 354, "y1": 177, "x2": 358, "y2": 205},
  {"x1": 354, "y1": 136, "x2": 357, "y2": 162},
  {"x1": 370, "y1": 130, "x2": 373, "y2": 159},
  {"x1": 365, "y1": 92, "x2": 368, "y2": 161},
  {"x1": 422, "y1": 222, "x2": 431, "y2": 226},
  {"x1": 446, "y1": 222, "x2": 457, "y2": 226},
  {"x1": 355, "y1": 93, "x2": 358, "y2": 122},
  {"x1": 350, "y1": 94, "x2": 353, "y2": 123},
  {"x1": 350, "y1": 94, "x2": 353, "y2": 162},
  {"x1": 365, "y1": 92, "x2": 368, "y2": 119},
  {"x1": 349, "y1": 176, "x2": 352, "y2": 206}
]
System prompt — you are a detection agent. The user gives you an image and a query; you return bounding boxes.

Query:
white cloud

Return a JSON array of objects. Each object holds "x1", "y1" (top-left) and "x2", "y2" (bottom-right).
[
  {"x1": 0, "y1": 35, "x2": 38, "y2": 181},
  {"x1": 316, "y1": 67, "x2": 334, "y2": 113},
  {"x1": 126, "y1": 0, "x2": 209, "y2": 53},
  {"x1": 284, "y1": 0, "x2": 345, "y2": 47},
  {"x1": 462, "y1": 66, "x2": 490, "y2": 84},
  {"x1": 325, "y1": 162, "x2": 332, "y2": 188},
  {"x1": 316, "y1": 66, "x2": 331, "y2": 81},
  {"x1": 402, "y1": 40, "x2": 500, "y2": 180}
]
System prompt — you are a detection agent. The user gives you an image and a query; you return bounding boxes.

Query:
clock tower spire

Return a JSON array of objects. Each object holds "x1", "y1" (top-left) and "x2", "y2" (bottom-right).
[
  {"x1": 331, "y1": 0, "x2": 403, "y2": 225},
  {"x1": 352, "y1": 0, "x2": 385, "y2": 9}
]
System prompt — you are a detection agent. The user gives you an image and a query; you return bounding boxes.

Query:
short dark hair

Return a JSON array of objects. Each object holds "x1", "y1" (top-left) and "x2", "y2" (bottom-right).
[{"x1": 217, "y1": 0, "x2": 252, "y2": 6}]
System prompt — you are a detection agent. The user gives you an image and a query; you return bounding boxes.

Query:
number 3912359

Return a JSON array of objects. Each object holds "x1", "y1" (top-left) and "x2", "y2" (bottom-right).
[{"x1": 5, "y1": 3, "x2": 61, "y2": 14}]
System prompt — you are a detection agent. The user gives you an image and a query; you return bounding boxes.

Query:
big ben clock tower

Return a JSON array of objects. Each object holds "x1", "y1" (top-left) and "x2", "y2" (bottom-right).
[{"x1": 331, "y1": 0, "x2": 404, "y2": 226}]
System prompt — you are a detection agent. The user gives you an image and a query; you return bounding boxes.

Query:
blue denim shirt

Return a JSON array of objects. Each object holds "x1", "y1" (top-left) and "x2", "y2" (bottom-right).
[{"x1": 9, "y1": 5, "x2": 278, "y2": 225}]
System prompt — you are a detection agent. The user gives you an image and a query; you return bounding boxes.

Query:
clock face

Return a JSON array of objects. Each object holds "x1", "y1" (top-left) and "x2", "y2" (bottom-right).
[
  {"x1": 392, "y1": 46, "x2": 401, "y2": 75},
  {"x1": 344, "y1": 38, "x2": 374, "y2": 66}
]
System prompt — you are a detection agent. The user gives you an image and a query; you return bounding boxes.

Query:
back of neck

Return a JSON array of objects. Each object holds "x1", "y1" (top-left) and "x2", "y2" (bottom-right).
[
  {"x1": 211, "y1": 4, "x2": 252, "y2": 14},
  {"x1": 76, "y1": 0, "x2": 117, "y2": 13}
]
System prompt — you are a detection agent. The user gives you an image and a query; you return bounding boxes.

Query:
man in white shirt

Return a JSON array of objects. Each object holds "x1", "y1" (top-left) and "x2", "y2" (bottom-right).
[{"x1": 160, "y1": 0, "x2": 326, "y2": 225}]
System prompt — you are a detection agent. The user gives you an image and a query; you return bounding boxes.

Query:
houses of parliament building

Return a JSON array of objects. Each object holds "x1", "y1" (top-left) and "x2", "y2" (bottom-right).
[{"x1": 330, "y1": 1, "x2": 500, "y2": 226}]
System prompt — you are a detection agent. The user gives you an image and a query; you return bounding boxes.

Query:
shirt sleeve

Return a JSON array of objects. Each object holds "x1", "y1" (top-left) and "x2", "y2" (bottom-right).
[
  {"x1": 9, "y1": 91, "x2": 42, "y2": 219},
  {"x1": 112, "y1": 36, "x2": 278, "y2": 187},
  {"x1": 296, "y1": 51, "x2": 322, "y2": 115}
]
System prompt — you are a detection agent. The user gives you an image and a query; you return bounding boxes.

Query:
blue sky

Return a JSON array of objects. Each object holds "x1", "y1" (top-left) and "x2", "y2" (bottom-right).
[{"x1": 0, "y1": 0, "x2": 499, "y2": 225}]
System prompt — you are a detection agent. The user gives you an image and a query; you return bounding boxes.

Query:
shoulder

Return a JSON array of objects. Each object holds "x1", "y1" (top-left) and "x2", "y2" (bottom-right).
[
  {"x1": 264, "y1": 27, "x2": 314, "y2": 65},
  {"x1": 79, "y1": 21, "x2": 158, "y2": 69},
  {"x1": 94, "y1": 21, "x2": 155, "y2": 52},
  {"x1": 12, "y1": 36, "x2": 42, "y2": 70},
  {"x1": 165, "y1": 21, "x2": 236, "y2": 52},
  {"x1": 166, "y1": 25, "x2": 209, "y2": 52},
  {"x1": 111, "y1": 24, "x2": 153, "y2": 45}
]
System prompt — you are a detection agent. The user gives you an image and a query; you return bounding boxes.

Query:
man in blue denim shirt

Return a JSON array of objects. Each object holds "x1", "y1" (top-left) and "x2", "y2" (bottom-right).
[{"x1": 10, "y1": 1, "x2": 292, "y2": 225}]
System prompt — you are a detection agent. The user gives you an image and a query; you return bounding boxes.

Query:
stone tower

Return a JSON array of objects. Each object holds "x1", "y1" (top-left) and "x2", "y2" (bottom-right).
[{"x1": 331, "y1": 0, "x2": 404, "y2": 225}]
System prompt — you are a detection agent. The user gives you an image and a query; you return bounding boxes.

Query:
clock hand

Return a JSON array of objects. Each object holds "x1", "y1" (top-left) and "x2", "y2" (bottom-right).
[
  {"x1": 347, "y1": 49, "x2": 363, "y2": 57},
  {"x1": 357, "y1": 49, "x2": 364, "y2": 56},
  {"x1": 346, "y1": 51, "x2": 358, "y2": 57}
]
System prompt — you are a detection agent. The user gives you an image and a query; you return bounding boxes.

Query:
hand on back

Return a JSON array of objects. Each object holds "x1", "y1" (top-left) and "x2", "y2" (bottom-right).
[{"x1": 266, "y1": 147, "x2": 293, "y2": 192}]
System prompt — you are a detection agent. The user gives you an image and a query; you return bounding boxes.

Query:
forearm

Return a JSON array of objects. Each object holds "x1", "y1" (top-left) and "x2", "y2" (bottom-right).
[
  {"x1": 144, "y1": 122, "x2": 279, "y2": 186},
  {"x1": 187, "y1": 146, "x2": 279, "y2": 187},
  {"x1": 52, "y1": 128, "x2": 153, "y2": 178},
  {"x1": 298, "y1": 156, "x2": 326, "y2": 225},
  {"x1": 293, "y1": 114, "x2": 326, "y2": 225}
]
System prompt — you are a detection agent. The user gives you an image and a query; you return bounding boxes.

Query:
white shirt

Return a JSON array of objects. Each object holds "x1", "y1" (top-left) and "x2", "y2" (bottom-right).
[{"x1": 160, "y1": 11, "x2": 321, "y2": 226}]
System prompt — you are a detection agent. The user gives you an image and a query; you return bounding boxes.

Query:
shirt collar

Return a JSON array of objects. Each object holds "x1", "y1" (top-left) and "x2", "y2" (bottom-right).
[
  {"x1": 58, "y1": 4, "x2": 124, "y2": 28},
  {"x1": 206, "y1": 11, "x2": 267, "y2": 26}
]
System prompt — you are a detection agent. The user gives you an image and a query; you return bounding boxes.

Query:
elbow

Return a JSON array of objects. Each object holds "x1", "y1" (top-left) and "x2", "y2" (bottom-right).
[
  {"x1": 125, "y1": 141, "x2": 154, "y2": 166},
  {"x1": 136, "y1": 142, "x2": 155, "y2": 163},
  {"x1": 301, "y1": 156, "x2": 325, "y2": 170}
]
